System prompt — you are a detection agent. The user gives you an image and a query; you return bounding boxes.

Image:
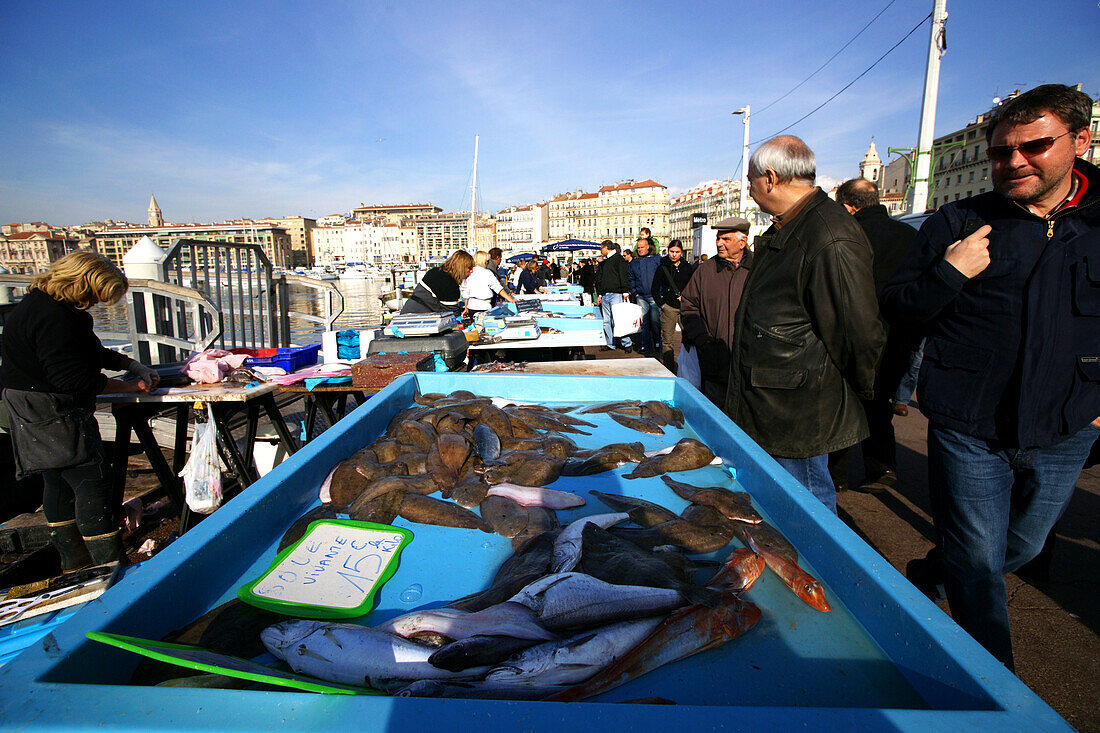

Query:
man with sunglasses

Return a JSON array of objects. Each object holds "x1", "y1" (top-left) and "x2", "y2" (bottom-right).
[{"x1": 882, "y1": 84, "x2": 1100, "y2": 671}]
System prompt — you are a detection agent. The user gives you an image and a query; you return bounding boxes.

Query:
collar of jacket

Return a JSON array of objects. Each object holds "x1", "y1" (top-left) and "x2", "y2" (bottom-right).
[
  {"x1": 853, "y1": 204, "x2": 891, "y2": 222},
  {"x1": 993, "y1": 157, "x2": 1100, "y2": 222},
  {"x1": 758, "y1": 189, "x2": 832, "y2": 252},
  {"x1": 715, "y1": 250, "x2": 753, "y2": 271}
]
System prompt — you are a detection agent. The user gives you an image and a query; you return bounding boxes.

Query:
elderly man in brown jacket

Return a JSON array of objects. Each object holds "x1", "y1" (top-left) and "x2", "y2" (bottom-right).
[{"x1": 679, "y1": 217, "x2": 753, "y2": 406}]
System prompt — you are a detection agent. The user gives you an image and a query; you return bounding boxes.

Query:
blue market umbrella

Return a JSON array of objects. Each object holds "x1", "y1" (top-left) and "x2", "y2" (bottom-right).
[
  {"x1": 541, "y1": 238, "x2": 602, "y2": 253},
  {"x1": 506, "y1": 252, "x2": 538, "y2": 263}
]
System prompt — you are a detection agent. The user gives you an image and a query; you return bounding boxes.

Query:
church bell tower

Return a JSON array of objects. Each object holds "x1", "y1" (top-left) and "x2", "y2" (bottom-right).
[{"x1": 148, "y1": 194, "x2": 164, "y2": 227}]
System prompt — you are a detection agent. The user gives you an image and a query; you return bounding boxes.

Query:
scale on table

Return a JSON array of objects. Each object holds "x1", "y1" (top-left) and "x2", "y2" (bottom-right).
[{"x1": 386, "y1": 313, "x2": 459, "y2": 337}]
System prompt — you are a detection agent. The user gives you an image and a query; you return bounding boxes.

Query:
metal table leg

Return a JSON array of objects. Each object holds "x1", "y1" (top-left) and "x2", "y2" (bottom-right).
[{"x1": 259, "y1": 393, "x2": 299, "y2": 456}]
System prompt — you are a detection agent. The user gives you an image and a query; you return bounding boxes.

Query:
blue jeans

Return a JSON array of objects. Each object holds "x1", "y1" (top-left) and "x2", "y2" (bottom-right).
[
  {"x1": 773, "y1": 454, "x2": 836, "y2": 514},
  {"x1": 599, "y1": 293, "x2": 632, "y2": 349},
  {"x1": 928, "y1": 422, "x2": 1100, "y2": 669},
  {"x1": 893, "y1": 338, "x2": 925, "y2": 405},
  {"x1": 636, "y1": 294, "x2": 659, "y2": 351}
]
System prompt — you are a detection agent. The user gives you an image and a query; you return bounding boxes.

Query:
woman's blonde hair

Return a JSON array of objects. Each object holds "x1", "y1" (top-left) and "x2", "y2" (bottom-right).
[
  {"x1": 30, "y1": 250, "x2": 129, "y2": 309},
  {"x1": 442, "y1": 250, "x2": 474, "y2": 284},
  {"x1": 473, "y1": 250, "x2": 490, "y2": 269}
]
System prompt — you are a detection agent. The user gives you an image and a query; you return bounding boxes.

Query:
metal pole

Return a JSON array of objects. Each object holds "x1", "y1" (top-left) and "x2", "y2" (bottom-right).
[
  {"x1": 908, "y1": 0, "x2": 948, "y2": 214},
  {"x1": 470, "y1": 135, "x2": 479, "y2": 251},
  {"x1": 734, "y1": 106, "x2": 750, "y2": 216}
]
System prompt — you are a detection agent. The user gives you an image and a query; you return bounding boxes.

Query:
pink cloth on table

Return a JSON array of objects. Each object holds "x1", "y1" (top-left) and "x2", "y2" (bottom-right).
[
  {"x1": 268, "y1": 364, "x2": 351, "y2": 385},
  {"x1": 184, "y1": 349, "x2": 249, "y2": 384}
]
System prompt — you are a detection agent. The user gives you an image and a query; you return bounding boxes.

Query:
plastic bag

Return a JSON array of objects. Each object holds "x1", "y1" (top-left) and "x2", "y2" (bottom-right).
[
  {"x1": 178, "y1": 405, "x2": 223, "y2": 514},
  {"x1": 611, "y1": 300, "x2": 643, "y2": 337},
  {"x1": 677, "y1": 344, "x2": 702, "y2": 388}
]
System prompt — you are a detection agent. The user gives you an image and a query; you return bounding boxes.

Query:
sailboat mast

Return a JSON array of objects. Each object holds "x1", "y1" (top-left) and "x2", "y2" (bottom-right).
[{"x1": 470, "y1": 135, "x2": 479, "y2": 250}]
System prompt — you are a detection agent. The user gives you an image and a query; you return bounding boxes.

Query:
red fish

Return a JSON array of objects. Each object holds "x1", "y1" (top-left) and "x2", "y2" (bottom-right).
[
  {"x1": 741, "y1": 533, "x2": 831, "y2": 612},
  {"x1": 706, "y1": 548, "x2": 766, "y2": 593},
  {"x1": 543, "y1": 594, "x2": 761, "y2": 703}
]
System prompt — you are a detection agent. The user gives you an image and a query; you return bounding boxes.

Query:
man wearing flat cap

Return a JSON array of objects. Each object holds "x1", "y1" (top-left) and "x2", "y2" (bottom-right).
[
  {"x1": 726, "y1": 135, "x2": 884, "y2": 513},
  {"x1": 679, "y1": 216, "x2": 754, "y2": 406}
]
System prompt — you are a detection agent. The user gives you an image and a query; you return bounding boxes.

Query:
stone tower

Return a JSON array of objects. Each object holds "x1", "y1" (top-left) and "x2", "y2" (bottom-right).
[
  {"x1": 147, "y1": 194, "x2": 164, "y2": 227},
  {"x1": 859, "y1": 141, "x2": 883, "y2": 186}
]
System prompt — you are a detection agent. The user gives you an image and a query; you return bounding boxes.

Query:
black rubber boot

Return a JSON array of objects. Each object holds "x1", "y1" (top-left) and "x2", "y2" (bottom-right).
[
  {"x1": 48, "y1": 520, "x2": 93, "y2": 572},
  {"x1": 83, "y1": 530, "x2": 126, "y2": 566}
]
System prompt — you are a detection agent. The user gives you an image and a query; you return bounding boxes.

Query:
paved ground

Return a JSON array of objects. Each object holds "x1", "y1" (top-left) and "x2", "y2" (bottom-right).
[{"x1": 837, "y1": 407, "x2": 1100, "y2": 732}]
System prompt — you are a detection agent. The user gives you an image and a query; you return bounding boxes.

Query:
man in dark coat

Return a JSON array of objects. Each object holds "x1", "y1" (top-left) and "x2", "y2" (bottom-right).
[
  {"x1": 679, "y1": 220, "x2": 752, "y2": 405},
  {"x1": 725, "y1": 135, "x2": 885, "y2": 514},
  {"x1": 595, "y1": 240, "x2": 632, "y2": 351},
  {"x1": 827, "y1": 178, "x2": 918, "y2": 493},
  {"x1": 881, "y1": 84, "x2": 1100, "y2": 669},
  {"x1": 628, "y1": 236, "x2": 662, "y2": 355}
]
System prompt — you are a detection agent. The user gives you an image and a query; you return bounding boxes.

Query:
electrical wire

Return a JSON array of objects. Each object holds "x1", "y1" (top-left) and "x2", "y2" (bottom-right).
[
  {"x1": 755, "y1": 0, "x2": 901, "y2": 116},
  {"x1": 750, "y1": 11, "x2": 932, "y2": 145}
]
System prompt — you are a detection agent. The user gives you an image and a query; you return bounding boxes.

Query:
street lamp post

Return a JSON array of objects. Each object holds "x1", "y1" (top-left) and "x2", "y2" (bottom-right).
[{"x1": 733, "y1": 106, "x2": 751, "y2": 217}]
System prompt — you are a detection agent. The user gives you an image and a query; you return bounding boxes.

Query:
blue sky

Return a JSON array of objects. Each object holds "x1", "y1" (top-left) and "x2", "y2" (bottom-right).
[{"x1": 2, "y1": 0, "x2": 1097, "y2": 225}]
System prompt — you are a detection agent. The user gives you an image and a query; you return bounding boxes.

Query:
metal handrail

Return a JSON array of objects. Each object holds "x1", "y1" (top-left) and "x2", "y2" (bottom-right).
[
  {"x1": 282, "y1": 273, "x2": 345, "y2": 333},
  {"x1": 0, "y1": 274, "x2": 222, "y2": 362}
]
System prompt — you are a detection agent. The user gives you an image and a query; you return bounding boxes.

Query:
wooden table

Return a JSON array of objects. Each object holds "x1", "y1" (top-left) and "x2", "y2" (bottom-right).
[
  {"x1": 276, "y1": 382, "x2": 377, "y2": 442},
  {"x1": 98, "y1": 382, "x2": 300, "y2": 530}
]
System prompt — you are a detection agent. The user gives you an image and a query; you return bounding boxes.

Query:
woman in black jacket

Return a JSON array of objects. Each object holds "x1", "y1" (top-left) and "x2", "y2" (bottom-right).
[
  {"x1": 651, "y1": 239, "x2": 695, "y2": 370},
  {"x1": 0, "y1": 251, "x2": 159, "y2": 568},
  {"x1": 400, "y1": 250, "x2": 474, "y2": 317}
]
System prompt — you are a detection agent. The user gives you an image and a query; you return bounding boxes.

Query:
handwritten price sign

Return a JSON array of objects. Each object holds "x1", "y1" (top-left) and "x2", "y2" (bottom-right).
[{"x1": 239, "y1": 520, "x2": 413, "y2": 619}]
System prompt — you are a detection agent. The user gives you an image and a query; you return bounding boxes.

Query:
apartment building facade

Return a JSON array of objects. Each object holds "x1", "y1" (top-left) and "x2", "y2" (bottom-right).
[
  {"x1": 94, "y1": 221, "x2": 293, "y2": 269},
  {"x1": 0, "y1": 229, "x2": 81, "y2": 273},
  {"x1": 668, "y1": 180, "x2": 753, "y2": 246},
  {"x1": 260, "y1": 216, "x2": 316, "y2": 267},
  {"x1": 595, "y1": 179, "x2": 669, "y2": 248},
  {"x1": 414, "y1": 212, "x2": 469, "y2": 261},
  {"x1": 496, "y1": 204, "x2": 548, "y2": 253}
]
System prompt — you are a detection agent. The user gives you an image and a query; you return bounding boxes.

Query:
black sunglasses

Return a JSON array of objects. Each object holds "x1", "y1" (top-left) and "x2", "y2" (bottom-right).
[{"x1": 987, "y1": 131, "x2": 1073, "y2": 162}]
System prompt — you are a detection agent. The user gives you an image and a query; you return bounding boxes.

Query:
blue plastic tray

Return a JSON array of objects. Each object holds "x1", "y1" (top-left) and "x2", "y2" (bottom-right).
[{"x1": 0, "y1": 374, "x2": 1070, "y2": 730}]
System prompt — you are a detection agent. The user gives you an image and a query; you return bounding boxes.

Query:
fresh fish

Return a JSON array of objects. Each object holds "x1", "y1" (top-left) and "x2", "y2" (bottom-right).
[
  {"x1": 608, "y1": 411, "x2": 665, "y2": 435},
  {"x1": 561, "y1": 443, "x2": 647, "y2": 476},
  {"x1": 579, "y1": 400, "x2": 642, "y2": 414},
  {"x1": 544, "y1": 594, "x2": 762, "y2": 702},
  {"x1": 350, "y1": 473, "x2": 436, "y2": 505},
  {"x1": 278, "y1": 505, "x2": 341, "y2": 551},
  {"x1": 660, "y1": 475, "x2": 762, "y2": 524},
  {"x1": 473, "y1": 423, "x2": 507, "y2": 465},
  {"x1": 499, "y1": 434, "x2": 578, "y2": 459},
  {"x1": 641, "y1": 401, "x2": 685, "y2": 429},
  {"x1": 428, "y1": 634, "x2": 542, "y2": 672},
  {"x1": 516, "y1": 405, "x2": 598, "y2": 428},
  {"x1": 551, "y1": 513, "x2": 630, "y2": 573},
  {"x1": 378, "y1": 601, "x2": 557, "y2": 642},
  {"x1": 571, "y1": 442, "x2": 646, "y2": 463},
  {"x1": 261, "y1": 620, "x2": 487, "y2": 686},
  {"x1": 610, "y1": 519, "x2": 733, "y2": 554},
  {"x1": 706, "y1": 548, "x2": 766, "y2": 592},
  {"x1": 328, "y1": 456, "x2": 379, "y2": 506},
  {"x1": 369, "y1": 439, "x2": 404, "y2": 464},
  {"x1": 739, "y1": 531, "x2": 832, "y2": 612},
  {"x1": 448, "y1": 532, "x2": 555, "y2": 612},
  {"x1": 506, "y1": 406, "x2": 592, "y2": 435},
  {"x1": 644, "y1": 444, "x2": 722, "y2": 465},
  {"x1": 397, "y1": 494, "x2": 493, "y2": 533},
  {"x1": 729, "y1": 519, "x2": 799, "y2": 562},
  {"x1": 480, "y1": 495, "x2": 530, "y2": 538},
  {"x1": 318, "y1": 464, "x2": 338, "y2": 503},
  {"x1": 625, "y1": 438, "x2": 715, "y2": 479},
  {"x1": 348, "y1": 488, "x2": 403, "y2": 525},
  {"x1": 579, "y1": 524, "x2": 721, "y2": 607},
  {"x1": 478, "y1": 404, "x2": 514, "y2": 439},
  {"x1": 512, "y1": 507, "x2": 559, "y2": 551},
  {"x1": 451, "y1": 473, "x2": 489, "y2": 508},
  {"x1": 487, "y1": 483, "x2": 586, "y2": 509},
  {"x1": 396, "y1": 420, "x2": 438, "y2": 449},
  {"x1": 484, "y1": 617, "x2": 663, "y2": 689},
  {"x1": 509, "y1": 573, "x2": 684, "y2": 630},
  {"x1": 590, "y1": 491, "x2": 680, "y2": 527},
  {"x1": 408, "y1": 630, "x2": 454, "y2": 648},
  {"x1": 481, "y1": 454, "x2": 565, "y2": 487}
]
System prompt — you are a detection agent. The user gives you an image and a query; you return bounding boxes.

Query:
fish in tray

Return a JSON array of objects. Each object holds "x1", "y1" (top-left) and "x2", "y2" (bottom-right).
[
  {"x1": 551, "y1": 513, "x2": 630, "y2": 573},
  {"x1": 610, "y1": 519, "x2": 734, "y2": 554},
  {"x1": 261, "y1": 620, "x2": 491, "y2": 688},
  {"x1": 544, "y1": 593, "x2": 762, "y2": 702},
  {"x1": 508, "y1": 573, "x2": 686, "y2": 630},
  {"x1": 486, "y1": 483, "x2": 586, "y2": 509},
  {"x1": 625, "y1": 438, "x2": 716, "y2": 479},
  {"x1": 706, "y1": 548, "x2": 766, "y2": 593},
  {"x1": 448, "y1": 532, "x2": 556, "y2": 612},
  {"x1": 608, "y1": 411, "x2": 665, "y2": 435},
  {"x1": 590, "y1": 490, "x2": 680, "y2": 527},
  {"x1": 378, "y1": 602, "x2": 558, "y2": 643},
  {"x1": 428, "y1": 635, "x2": 544, "y2": 673},
  {"x1": 660, "y1": 475, "x2": 762, "y2": 525},
  {"x1": 737, "y1": 529, "x2": 832, "y2": 613}
]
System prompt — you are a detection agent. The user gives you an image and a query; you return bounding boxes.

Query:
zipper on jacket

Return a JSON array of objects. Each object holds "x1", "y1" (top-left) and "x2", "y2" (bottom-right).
[{"x1": 1046, "y1": 219, "x2": 1055, "y2": 240}]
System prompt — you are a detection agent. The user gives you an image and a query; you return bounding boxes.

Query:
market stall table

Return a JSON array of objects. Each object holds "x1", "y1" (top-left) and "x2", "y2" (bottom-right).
[{"x1": 98, "y1": 382, "x2": 300, "y2": 530}]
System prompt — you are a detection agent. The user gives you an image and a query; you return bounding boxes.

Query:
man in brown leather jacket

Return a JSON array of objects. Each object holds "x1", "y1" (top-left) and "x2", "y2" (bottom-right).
[{"x1": 725, "y1": 135, "x2": 885, "y2": 513}]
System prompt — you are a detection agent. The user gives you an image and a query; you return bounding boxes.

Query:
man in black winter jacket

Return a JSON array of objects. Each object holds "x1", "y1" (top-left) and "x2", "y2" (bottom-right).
[
  {"x1": 595, "y1": 240, "x2": 633, "y2": 351},
  {"x1": 726, "y1": 135, "x2": 885, "y2": 514},
  {"x1": 881, "y1": 84, "x2": 1100, "y2": 670},
  {"x1": 828, "y1": 178, "x2": 917, "y2": 493}
]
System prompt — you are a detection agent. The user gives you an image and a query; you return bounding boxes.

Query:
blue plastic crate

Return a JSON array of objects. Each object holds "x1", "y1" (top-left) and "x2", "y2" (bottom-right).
[
  {"x1": 232, "y1": 343, "x2": 321, "y2": 373},
  {"x1": 0, "y1": 373, "x2": 1071, "y2": 730}
]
